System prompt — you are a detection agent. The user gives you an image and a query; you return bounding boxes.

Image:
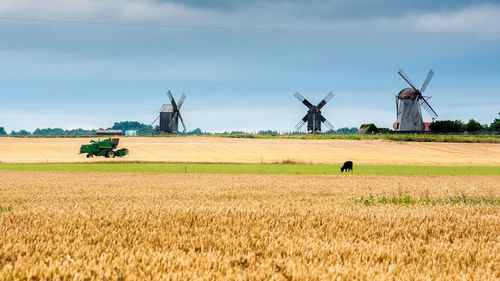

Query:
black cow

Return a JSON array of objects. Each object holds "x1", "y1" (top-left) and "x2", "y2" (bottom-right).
[{"x1": 340, "y1": 161, "x2": 353, "y2": 172}]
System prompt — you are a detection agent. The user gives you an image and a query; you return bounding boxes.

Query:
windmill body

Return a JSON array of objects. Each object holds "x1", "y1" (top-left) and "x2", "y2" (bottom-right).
[
  {"x1": 159, "y1": 104, "x2": 179, "y2": 133},
  {"x1": 396, "y1": 89, "x2": 424, "y2": 131},
  {"x1": 294, "y1": 92, "x2": 334, "y2": 133},
  {"x1": 307, "y1": 107, "x2": 323, "y2": 132},
  {"x1": 153, "y1": 90, "x2": 186, "y2": 134},
  {"x1": 394, "y1": 69, "x2": 438, "y2": 132}
]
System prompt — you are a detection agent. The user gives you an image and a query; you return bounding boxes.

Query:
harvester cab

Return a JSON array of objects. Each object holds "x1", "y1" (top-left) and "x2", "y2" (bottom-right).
[{"x1": 80, "y1": 138, "x2": 129, "y2": 158}]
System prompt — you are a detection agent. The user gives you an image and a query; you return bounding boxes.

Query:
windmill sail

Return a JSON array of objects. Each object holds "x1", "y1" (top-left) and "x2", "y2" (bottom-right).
[
  {"x1": 420, "y1": 70, "x2": 434, "y2": 93},
  {"x1": 420, "y1": 98, "x2": 438, "y2": 118},
  {"x1": 157, "y1": 90, "x2": 187, "y2": 133},
  {"x1": 294, "y1": 92, "x2": 334, "y2": 133},
  {"x1": 398, "y1": 69, "x2": 419, "y2": 91}
]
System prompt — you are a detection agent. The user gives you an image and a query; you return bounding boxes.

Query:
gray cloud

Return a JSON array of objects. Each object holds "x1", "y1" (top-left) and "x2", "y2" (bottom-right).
[
  {"x1": 1, "y1": 0, "x2": 499, "y2": 31},
  {"x1": 158, "y1": 0, "x2": 496, "y2": 20}
]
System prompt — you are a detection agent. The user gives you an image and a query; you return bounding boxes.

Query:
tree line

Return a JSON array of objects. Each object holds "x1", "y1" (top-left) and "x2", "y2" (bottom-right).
[
  {"x1": 1, "y1": 117, "x2": 499, "y2": 136},
  {"x1": 359, "y1": 118, "x2": 499, "y2": 134},
  {"x1": 429, "y1": 119, "x2": 499, "y2": 134}
]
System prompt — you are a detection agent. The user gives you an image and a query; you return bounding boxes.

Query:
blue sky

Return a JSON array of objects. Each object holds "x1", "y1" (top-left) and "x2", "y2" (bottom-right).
[{"x1": 0, "y1": 0, "x2": 499, "y2": 132}]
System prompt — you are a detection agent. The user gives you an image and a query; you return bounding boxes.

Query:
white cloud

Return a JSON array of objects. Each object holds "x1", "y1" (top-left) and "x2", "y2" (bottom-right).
[
  {"x1": 0, "y1": 0, "x2": 109, "y2": 18},
  {"x1": 0, "y1": 0, "x2": 221, "y2": 24},
  {"x1": 1, "y1": 1, "x2": 500, "y2": 34},
  {"x1": 413, "y1": 5, "x2": 500, "y2": 33},
  {"x1": 325, "y1": 5, "x2": 500, "y2": 34}
]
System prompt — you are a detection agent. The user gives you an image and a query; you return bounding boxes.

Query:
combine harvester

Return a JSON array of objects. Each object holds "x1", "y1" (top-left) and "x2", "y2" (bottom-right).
[{"x1": 80, "y1": 138, "x2": 129, "y2": 158}]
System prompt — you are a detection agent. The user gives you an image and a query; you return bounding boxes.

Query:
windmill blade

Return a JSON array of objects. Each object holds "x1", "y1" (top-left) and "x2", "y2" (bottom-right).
[
  {"x1": 295, "y1": 120, "x2": 306, "y2": 131},
  {"x1": 169, "y1": 111, "x2": 178, "y2": 131},
  {"x1": 420, "y1": 98, "x2": 438, "y2": 118},
  {"x1": 320, "y1": 115, "x2": 334, "y2": 131},
  {"x1": 293, "y1": 92, "x2": 306, "y2": 102},
  {"x1": 177, "y1": 94, "x2": 186, "y2": 109},
  {"x1": 295, "y1": 114, "x2": 308, "y2": 131},
  {"x1": 171, "y1": 110, "x2": 178, "y2": 120},
  {"x1": 293, "y1": 92, "x2": 313, "y2": 109},
  {"x1": 150, "y1": 115, "x2": 160, "y2": 127},
  {"x1": 317, "y1": 92, "x2": 334, "y2": 109},
  {"x1": 324, "y1": 120, "x2": 334, "y2": 131},
  {"x1": 420, "y1": 69, "x2": 434, "y2": 93},
  {"x1": 178, "y1": 113, "x2": 187, "y2": 132},
  {"x1": 398, "y1": 69, "x2": 419, "y2": 91},
  {"x1": 167, "y1": 90, "x2": 178, "y2": 111}
]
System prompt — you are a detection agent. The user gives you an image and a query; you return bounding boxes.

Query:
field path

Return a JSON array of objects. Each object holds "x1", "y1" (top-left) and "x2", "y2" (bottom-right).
[{"x1": 0, "y1": 137, "x2": 499, "y2": 165}]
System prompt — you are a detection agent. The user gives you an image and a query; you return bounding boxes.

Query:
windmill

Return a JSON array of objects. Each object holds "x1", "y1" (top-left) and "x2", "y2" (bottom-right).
[
  {"x1": 151, "y1": 90, "x2": 186, "y2": 133},
  {"x1": 393, "y1": 69, "x2": 438, "y2": 132},
  {"x1": 294, "y1": 92, "x2": 335, "y2": 133}
]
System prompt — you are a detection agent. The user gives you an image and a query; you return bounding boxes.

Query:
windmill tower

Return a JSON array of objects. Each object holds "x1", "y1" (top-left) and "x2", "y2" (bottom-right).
[
  {"x1": 152, "y1": 90, "x2": 186, "y2": 133},
  {"x1": 394, "y1": 69, "x2": 438, "y2": 132},
  {"x1": 294, "y1": 92, "x2": 335, "y2": 133}
]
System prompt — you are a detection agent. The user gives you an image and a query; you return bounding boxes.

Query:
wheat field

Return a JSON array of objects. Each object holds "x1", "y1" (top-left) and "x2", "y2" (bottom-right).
[
  {"x1": 1, "y1": 137, "x2": 500, "y2": 165},
  {"x1": 1, "y1": 171, "x2": 499, "y2": 280}
]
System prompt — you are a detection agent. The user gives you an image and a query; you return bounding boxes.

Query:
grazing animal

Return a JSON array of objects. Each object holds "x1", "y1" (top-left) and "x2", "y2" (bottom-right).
[{"x1": 341, "y1": 161, "x2": 353, "y2": 173}]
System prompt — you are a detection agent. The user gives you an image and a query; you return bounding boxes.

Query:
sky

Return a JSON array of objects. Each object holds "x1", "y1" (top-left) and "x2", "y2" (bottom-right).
[{"x1": 0, "y1": 0, "x2": 499, "y2": 132}]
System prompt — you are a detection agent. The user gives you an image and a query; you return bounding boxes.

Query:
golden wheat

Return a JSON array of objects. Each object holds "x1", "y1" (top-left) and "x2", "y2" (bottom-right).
[
  {"x1": 1, "y1": 137, "x2": 500, "y2": 165},
  {"x1": 0, "y1": 171, "x2": 499, "y2": 280}
]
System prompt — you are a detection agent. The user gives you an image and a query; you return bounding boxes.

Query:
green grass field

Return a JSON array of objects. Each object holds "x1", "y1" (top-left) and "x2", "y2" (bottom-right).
[{"x1": 0, "y1": 163, "x2": 498, "y2": 175}]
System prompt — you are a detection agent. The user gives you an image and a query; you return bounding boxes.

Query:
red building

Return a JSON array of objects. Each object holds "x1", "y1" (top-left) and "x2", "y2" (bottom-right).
[{"x1": 423, "y1": 122, "x2": 432, "y2": 133}]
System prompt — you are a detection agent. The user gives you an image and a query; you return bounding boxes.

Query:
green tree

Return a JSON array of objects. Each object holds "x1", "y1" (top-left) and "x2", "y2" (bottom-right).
[
  {"x1": 258, "y1": 130, "x2": 278, "y2": 135},
  {"x1": 464, "y1": 119, "x2": 483, "y2": 133},
  {"x1": 429, "y1": 120, "x2": 464, "y2": 133},
  {"x1": 490, "y1": 118, "x2": 500, "y2": 133},
  {"x1": 359, "y1": 124, "x2": 378, "y2": 134},
  {"x1": 30, "y1": 128, "x2": 95, "y2": 136},
  {"x1": 33, "y1": 128, "x2": 66, "y2": 136},
  {"x1": 111, "y1": 121, "x2": 154, "y2": 135},
  {"x1": 0, "y1": 127, "x2": 6, "y2": 136},
  {"x1": 336, "y1": 127, "x2": 358, "y2": 134},
  {"x1": 187, "y1": 128, "x2": 204, "y2": 135},
  {"x1": 378, "y1": 128, "x2": 390, "y2": 134},
  {"x1": 65, "y1": 128, "x2": 95, "y2": 136},
  {"x1": 10, "y1": 130, "x2": 31, "y2": 136}
]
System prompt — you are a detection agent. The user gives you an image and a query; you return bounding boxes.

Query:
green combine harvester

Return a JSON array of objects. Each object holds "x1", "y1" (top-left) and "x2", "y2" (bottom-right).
[{"x1": 80, "y1": 138, "x2": 129, "y2": 158}]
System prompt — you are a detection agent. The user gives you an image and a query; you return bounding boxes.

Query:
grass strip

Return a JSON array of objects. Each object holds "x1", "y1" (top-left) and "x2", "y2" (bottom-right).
[{"x1": 0, "y1": 163, "x2": 499, "y2": 175}]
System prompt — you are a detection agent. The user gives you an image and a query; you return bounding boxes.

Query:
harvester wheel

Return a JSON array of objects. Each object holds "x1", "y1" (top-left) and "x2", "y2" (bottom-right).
[
  {"x1": 86, "y1": 154, "x2": 93, "y2": 158},
  {"x1": 107, "y1": 151, "x2": 115, "y2": 158}
]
